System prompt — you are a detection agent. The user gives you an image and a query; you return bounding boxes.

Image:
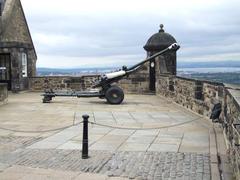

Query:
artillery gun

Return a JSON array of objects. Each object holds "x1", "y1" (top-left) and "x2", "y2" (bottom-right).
[{"x1": 42, "y1": 43, "x2": 180, "y2": 104}]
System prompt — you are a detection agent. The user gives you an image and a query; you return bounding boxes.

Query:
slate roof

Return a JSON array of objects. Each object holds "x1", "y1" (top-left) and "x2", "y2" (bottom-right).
[{"x1": 0, "y1": 0, "x2": 36, "y2": 58}]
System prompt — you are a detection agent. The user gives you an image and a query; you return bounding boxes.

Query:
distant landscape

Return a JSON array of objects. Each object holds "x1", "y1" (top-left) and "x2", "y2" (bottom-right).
[
  {"x1": 37, "y1": 60, "x2": 240, "y2": 85},
  {"x1": 177, "y1": 61, "x2": 240, "y2": 68},
  {"x1": 177, "y1": 61, "x2": 240, "y2": 84}
]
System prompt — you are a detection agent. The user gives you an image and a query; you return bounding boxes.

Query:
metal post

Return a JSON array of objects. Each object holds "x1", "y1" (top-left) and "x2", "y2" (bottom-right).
[{"x1": 82, "y1": 114, "x2": 89, "y2": 159}]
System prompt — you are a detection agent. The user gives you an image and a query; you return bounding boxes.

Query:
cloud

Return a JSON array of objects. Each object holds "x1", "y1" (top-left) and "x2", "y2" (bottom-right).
[{"x1": 21, "y1": 0, "x2": 240, "y2": 67}]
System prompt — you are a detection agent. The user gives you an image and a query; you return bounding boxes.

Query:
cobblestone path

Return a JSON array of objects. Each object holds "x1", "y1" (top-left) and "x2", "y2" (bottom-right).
[
  {"x1": 0, "y1": 136, "x2": 211, "y2": 180},
  {"x1": 0, "y1": 136, "x2": 42, "y2": 155}
]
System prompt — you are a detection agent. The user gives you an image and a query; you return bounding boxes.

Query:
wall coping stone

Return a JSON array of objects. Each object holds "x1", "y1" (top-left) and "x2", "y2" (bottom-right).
[{"x1": 226, "y1": 88, "x2": 240, "y2": 112}]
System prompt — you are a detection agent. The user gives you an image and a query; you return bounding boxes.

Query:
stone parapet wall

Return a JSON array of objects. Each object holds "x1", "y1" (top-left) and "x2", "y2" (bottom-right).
[
  {"x1": 156, "y1": 75, "x2": 224, "y2": 116},
  {"x1": 30, "y1": 62, "x2": 150, "y2": 93},
  {"x1": 29, "y1": 75, "x2": 100, "y2": 91},
  {"x1": 224, "y1": 89, "x2": 240, "y2": 180},
  {"x1": 29, "y1": 73, "x2": 149, "y2": 94},
  {"x1": 0, "y1": 83, "x2": 8, "y2": 105},
  {"x1": 29, "y1": 75, "x2": 149, "y2": 94},
  {"x1": 119, "y1": 73, "x2": 149, "y2": 94},
  {"x1": 156, "y1": 74, "x2": 240, "y2": 179},
  {"x1": 118, "y1": 63, "x2": 149, "y2": 94},
  {"x1": 29, "y1": 61, "x2": 150, "y2": 94}
]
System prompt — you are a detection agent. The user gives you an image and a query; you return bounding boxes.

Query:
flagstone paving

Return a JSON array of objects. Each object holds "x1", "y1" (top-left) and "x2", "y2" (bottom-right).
[{"x1": 0, "y1": 92, "x2": 219, "y2": 179}]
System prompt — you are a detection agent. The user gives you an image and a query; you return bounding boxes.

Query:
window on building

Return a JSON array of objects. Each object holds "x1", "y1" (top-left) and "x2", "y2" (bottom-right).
[
  {"x1": 0, "y1": 3, "x2": 2, "y2": 16},
  {"x1": 22, "y1": 53, "x2": 28, "y2": 77}
]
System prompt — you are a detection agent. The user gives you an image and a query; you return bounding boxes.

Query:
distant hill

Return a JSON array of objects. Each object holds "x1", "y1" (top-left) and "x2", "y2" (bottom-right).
[
  {"x1": 181, "y1": 72, "x2": 240, "y2": 85},
  {"x1": 37, "y1": 60, "x2": 240, "y2": 76},
  {"x1": 36, "y1": 61, "x2": 240, "y2": 84},
  {"x1": 37, "y1": 67, "x2": 117, "y2": 76},
  {"x1": 177, "y1": 61, "x2": 240, "y2": 68}
]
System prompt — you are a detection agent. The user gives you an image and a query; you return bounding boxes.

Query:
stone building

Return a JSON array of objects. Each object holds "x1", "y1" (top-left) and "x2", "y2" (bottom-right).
[{"x1": 0, "y1": 0, "x2": 37, "y2": 91}]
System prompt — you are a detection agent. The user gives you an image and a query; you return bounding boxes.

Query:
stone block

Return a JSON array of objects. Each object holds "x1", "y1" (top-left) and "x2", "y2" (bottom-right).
[{"x1": 0, "y1": 83, "x2": 8, "y2": 105}]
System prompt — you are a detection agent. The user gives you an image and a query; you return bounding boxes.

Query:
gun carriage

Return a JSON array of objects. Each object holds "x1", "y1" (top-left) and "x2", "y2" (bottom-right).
[{"x1": 42, "y1": 43, "x2": 180, "y2": 104}]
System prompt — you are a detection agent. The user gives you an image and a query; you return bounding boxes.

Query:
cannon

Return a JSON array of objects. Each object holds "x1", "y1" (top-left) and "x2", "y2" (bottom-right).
[{"x1": 42, "y1": 43, "x2": 180, "y2": 104}]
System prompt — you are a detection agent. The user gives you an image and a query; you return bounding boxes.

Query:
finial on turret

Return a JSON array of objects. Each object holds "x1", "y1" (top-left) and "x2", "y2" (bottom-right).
[{"x1": 159, "y1": 24, "x2": 164, "y2": 32}]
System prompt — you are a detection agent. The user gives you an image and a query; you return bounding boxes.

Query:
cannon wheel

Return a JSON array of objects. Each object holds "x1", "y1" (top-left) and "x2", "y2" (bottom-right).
[
  {"x1": 105, "y1": 86, "x2": 124, "y2": 104},
  {"x1": 42, "y1": 96, "x2": 52, "y2": 103}
]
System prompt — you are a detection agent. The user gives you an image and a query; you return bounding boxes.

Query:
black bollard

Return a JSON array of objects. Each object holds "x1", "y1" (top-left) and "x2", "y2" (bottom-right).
[{"x1": 82, "y1": 114, "x2": 89, "y2": 159}]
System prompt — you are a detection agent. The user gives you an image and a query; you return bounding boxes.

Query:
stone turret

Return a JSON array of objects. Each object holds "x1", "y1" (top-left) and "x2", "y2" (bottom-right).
[
  {"x1": 144, "y1": 24, "x2": 177, "y2": 51},
  {"x1": 143, "y1": 24, "x2": 178, "y2": 91}
]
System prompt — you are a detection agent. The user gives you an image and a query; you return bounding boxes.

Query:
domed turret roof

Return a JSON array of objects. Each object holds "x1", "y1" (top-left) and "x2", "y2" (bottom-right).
[{"x1": 144, "y1": 24, "x2": 177, "y2": 51}]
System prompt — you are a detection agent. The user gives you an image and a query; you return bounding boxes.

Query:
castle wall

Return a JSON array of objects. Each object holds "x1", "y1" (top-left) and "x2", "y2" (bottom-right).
[
  {"x1": 29, "y1": 61, "x2": 150, "y2": 94},
  {"x1": 156, "y1": 74, "x2": 240, "y2": 179},
  {"x1": 29, "y1": 75, "x2": 100, "y2": 91},
  {"x1": 118, "y1": 64, "x2": 149, "y2": 94},
  {"x1": 225, "y1": 88, "x2": 240, "y2": 180},
  {"x1": 0, "y1": 83, "x2": 7, "y2": 104},
  {"x1": 29, "y1": 72, "x2": 149, "y2": 94},
  {"x1": 156, "y1": 75, "x2": 225, "y2": 117}
]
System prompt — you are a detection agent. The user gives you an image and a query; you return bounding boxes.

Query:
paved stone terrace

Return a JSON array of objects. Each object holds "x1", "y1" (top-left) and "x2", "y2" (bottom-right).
[{"x1": 0, "y1": 92, "x2": 216, "y2": 179}]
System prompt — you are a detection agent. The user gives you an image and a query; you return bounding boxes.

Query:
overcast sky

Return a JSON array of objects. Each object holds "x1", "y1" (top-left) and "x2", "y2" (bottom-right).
[{"x1": 21, "y1": 0, "x2": 240, "y2": 68}]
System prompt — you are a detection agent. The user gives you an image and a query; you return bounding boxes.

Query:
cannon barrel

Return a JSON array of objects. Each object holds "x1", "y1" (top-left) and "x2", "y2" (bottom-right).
[
  {"x1": 93, "y1": 43, "x2": 180, "y2": 88},
  {"x1": 126, "y1": 43, "x2": 180, "y2": 73}
]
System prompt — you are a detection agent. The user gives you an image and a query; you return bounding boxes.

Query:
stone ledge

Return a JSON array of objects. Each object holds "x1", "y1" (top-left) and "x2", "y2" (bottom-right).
[
  {"x1": 226, "y1": 87, "x2": 240, "y2": 111},
  {"x1": 0, "y1": 83, "x2": 8, "y2": 105}
]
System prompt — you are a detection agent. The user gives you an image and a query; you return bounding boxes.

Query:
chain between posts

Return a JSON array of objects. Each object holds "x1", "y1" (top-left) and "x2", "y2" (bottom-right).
[
  {"x1": 88, "y1": 117, "x2": 203, "y2": 130},
  {"x1": 0, "y1": 116, "x2": 203, "y2": 133},
  {"x1": 80, "y1": 115, "x2": 203, "y2": 160},
  {"x1": 0, "y1": 121, "x2": 83, "y2": 133}
]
